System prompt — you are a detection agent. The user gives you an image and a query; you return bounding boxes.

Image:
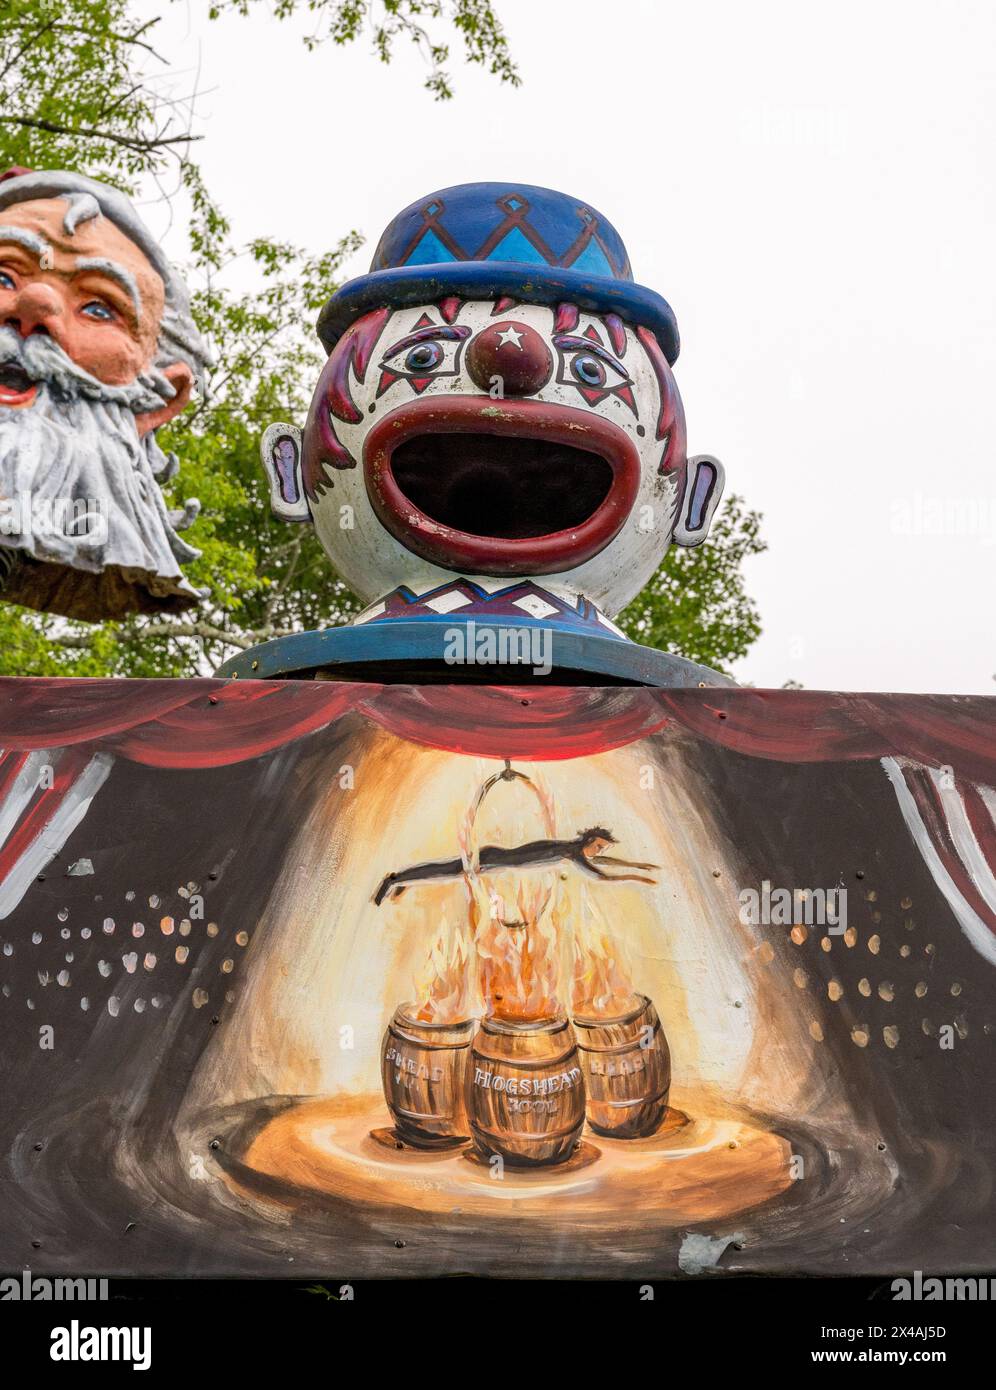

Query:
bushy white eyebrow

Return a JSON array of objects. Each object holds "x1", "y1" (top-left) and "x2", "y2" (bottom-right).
[
  {"x1": 74, "y1": 256, "x2": 141, "y2": 317},
  {"x1": 0, "y1": 226, "x2": 50, "y2": 257}
]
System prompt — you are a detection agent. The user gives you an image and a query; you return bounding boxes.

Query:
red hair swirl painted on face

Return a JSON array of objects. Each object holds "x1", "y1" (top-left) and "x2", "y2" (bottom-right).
[
  {"x1": 303, "y1": 307, "x2": 391, "y2": 500},
  {"x1": 636, "y1": 326, "x2": 687, "y2": 481}
]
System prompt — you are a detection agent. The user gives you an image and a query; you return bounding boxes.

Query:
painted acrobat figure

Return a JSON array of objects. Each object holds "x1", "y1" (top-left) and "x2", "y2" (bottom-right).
[{"x1": 374, "y1": 827, "x2": 658, "y2": 905}]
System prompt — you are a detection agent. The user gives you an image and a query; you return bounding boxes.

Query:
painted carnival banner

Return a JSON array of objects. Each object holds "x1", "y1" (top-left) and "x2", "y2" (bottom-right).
[{"x1": 0, "y1": 677, "x2": 994, "y2": 1280}]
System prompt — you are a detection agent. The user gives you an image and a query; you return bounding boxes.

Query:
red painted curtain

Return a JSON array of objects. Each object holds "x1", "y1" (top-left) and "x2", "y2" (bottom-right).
[
  {"x1": 0, "y1": 679, "x2": 994, "y2": 778},
  {"x1": 1, "y1": 678, "x2": 994, "y2": 951}
]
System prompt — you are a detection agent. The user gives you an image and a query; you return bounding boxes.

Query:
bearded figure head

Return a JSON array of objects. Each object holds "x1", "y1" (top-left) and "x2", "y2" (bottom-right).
[
  {"x1": 0, "y1": 168, "x2": 211, "y2": 621},
  {"x1": 260, "y1": 183, "x2": 724, "y2": 665}
]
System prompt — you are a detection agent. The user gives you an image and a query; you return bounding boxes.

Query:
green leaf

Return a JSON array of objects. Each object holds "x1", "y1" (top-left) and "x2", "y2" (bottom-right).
[{"x1": 617, "y1": 495, "x2": 767, "y2": 675}]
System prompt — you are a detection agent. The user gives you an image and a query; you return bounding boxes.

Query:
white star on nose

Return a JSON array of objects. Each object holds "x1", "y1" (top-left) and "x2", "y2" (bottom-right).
[{"x1": 496, "y1": 325, "x2": 525, "y2": 350}]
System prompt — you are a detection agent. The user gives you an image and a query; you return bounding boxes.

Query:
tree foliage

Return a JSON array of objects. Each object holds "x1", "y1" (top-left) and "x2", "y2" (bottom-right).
[
  {"x1": 207, "y1": 0, "x2": 521, "y2": 100},
  {"x1": 617, "y1": 495, "x2": 766, "y2": 674},
  {"x1": 0, "y1": 0, "x2": 201, "y2": 187},
  {"x1": 0, "y1": 0, "x2": 517, "y2": 191}
]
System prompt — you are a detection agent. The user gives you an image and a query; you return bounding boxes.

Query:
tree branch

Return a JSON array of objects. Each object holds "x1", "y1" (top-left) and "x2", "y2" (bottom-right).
[
  {"x1": 0, "y1": 114, "x2": 202, "y2": 152},
  {"x1": 0, "y1": 20, "x2": 57, "y2": 82},
  {"x1": 53, "y1": 620, "x2": 259, "y2": 650}
]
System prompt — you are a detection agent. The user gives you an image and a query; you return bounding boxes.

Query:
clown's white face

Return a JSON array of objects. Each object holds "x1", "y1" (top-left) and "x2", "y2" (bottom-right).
[{"x1": 263, "y1": 299, "x2": 723, "y2": 618}]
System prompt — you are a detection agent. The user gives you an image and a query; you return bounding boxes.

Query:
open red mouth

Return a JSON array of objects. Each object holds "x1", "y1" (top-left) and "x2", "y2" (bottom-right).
[
  {"x1": 363, "y1": 397, "x2": 641, "y2": 576},
  {"x1": 0, "y1": 364, "x2": 38, "y2": 409}
]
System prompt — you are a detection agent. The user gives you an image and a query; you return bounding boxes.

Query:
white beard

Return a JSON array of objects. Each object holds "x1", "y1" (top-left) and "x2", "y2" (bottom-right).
[{"x1": 0, "y1": 328, "x2": 200, "y2": 619}]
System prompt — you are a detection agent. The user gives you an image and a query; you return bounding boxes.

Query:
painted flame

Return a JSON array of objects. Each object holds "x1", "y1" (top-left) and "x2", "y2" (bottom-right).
[
  {"x1": 460, "y1": 773, "x2": 564, "y2": 1023},
  {"x1": 571, "y1": 880, "x2": 639, "y2": 1019},
  {"x1": 467, "y1": 874, "x2": 563, "y2": 1022},
  {"x1": 411, "y1": 908, "x2": 476, "y2": 1024},
  {"x1": 397, "y1": 768, "x2": 641, "y2": 1028}
]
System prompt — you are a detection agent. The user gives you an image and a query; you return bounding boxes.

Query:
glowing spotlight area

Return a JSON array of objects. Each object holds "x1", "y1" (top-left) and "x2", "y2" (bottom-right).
[
  {"x1": 185, "y1": 743, "x2": 820, "y2": 1240},
  {"x1": 226, "y1": 1089, "x2": 793, "y2": 1227}
]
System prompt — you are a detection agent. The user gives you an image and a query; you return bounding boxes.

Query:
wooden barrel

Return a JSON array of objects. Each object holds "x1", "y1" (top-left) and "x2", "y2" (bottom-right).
[
  {"x1": 381, "y1": 1006, "x2": 475, "y2": 1148},
  {"x1": 573, "y1": 994, "x2": 670, "y2": 1139},
  {"x1": 466, "y1": 1011, "x2": 586, "y2": 1167}
]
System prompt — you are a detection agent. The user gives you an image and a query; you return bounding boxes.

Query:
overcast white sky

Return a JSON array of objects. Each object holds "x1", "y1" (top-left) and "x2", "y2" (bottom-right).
[{"x1": 140, "y1": 0, "x2": 996, "y2": 694}]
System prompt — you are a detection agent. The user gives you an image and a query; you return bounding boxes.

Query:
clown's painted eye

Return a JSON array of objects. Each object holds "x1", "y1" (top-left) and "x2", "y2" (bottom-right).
[
  {"x1": 405, "y1": 341, "x2": 443, "y2": 373},
  {"x1": 571, "y1": 353, "x2": 607, "y2": 388},
  {"x1": 377, "y1": 318, "x2": 472, "y2": 398},
  {"x1": 554, "y1": 331, "x2": 636, "y2": 414}
]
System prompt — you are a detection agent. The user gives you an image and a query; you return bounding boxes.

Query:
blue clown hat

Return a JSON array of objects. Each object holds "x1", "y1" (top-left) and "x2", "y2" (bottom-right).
[{"x1": 317, "y1": 182, "x2": 680, "y2": 363}]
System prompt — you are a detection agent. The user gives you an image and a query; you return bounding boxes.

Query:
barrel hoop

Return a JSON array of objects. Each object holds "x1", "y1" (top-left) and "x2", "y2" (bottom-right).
[
  {"x1": 575, "y1": 1020, "x2": 661, "y2": 1057},
  {"x1": 389, "y1": 1031, "x2": 474, "y2": 1052},
  {"x1": 599, "y1": 1088, "x2": 670, "y2": 1110},
  {"x1": 392, "y1": 1103, "x2": 456, "y2": 1120},
  {"x1": 469, "y1": 1049, "x2": 580, "y2": 1071},
  {"x1": 480, "y1": 1017, "x2": 573, "y2": 1041},
  {"x1": 472, "y1": 1122, "x2": 582, "y2": 1145}
]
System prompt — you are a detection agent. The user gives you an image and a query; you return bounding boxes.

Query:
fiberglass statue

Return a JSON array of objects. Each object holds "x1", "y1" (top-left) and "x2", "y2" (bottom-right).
[
  {"x1": 235, "y1": 182, "x2": 727, "y2": 685},
  {"x1": 0, "y1": 168, "x2": 210, "y2": 621}
]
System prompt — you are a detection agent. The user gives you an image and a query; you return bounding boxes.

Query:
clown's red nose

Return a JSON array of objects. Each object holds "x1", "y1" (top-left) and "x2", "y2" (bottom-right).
[{"x1": 466, "y1": 320, "x2": 553, "y2": 396}]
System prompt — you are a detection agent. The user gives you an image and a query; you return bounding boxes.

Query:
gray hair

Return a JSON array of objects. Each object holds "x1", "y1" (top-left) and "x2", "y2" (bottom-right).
[
  {"x1": 62, "y1": 191, "x2": 102, "y2": 234},
  {"x1": 0, "y1": 170, "x2": 213, "y2": 397}
]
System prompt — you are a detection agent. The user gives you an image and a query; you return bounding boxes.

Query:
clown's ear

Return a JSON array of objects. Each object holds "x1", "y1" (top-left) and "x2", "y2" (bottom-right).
[
  {"x1": 674, "y1": 454, "x2": 725, "y2": 547},
  {"x1": 260, "y1": 423, "x2": 310, "y2": 522}
]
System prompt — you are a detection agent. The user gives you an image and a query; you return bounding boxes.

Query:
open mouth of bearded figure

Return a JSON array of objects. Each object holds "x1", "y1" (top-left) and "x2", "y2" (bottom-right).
[
  {"x1": 0, "y1": 363, "x2": 38, "y2": 408},
  {"x1": 363, "y1": 398, "x2": 642, "y2": 575}
]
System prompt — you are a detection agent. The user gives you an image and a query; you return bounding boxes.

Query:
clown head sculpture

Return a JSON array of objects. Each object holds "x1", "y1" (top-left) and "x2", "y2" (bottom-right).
[
  {"x1": 258, "y1": 183, "x2": 724, "y2": 677},
  {"x1": 0, "y1": 169, "x2": 211, "y2": 621}
]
